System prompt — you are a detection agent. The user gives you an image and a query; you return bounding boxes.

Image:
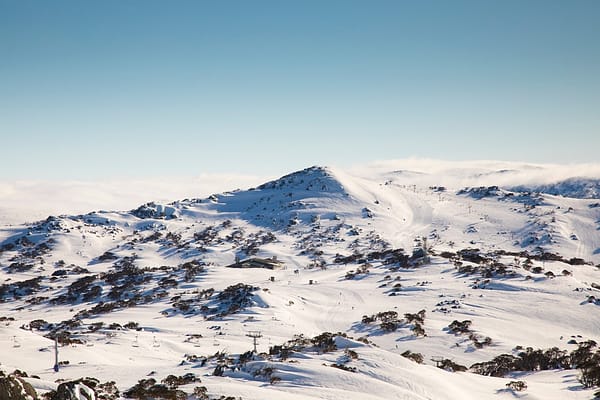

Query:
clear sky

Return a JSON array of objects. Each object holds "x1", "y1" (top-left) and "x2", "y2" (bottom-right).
[{"x1": 1, "y1": 0, "x2": 599, "y2": 179}]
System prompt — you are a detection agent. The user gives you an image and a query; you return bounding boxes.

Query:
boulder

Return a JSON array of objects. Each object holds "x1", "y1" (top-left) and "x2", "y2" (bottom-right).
[
  {"x1": 0, "y1": 373, "x2": 37, "y2": 400},
  {"x1": 51, "y1": 380, "x2": 95, "y2": 400}
]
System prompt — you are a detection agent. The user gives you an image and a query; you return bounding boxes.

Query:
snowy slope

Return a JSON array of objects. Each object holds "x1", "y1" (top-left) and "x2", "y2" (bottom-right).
[{"x1": 1, "y1": 161, "x2": 600, "y2": 399}]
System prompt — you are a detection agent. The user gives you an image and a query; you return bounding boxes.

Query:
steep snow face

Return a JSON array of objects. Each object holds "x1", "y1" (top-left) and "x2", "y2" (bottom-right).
[
  {"x1": 1, "y1": 162, "x2": 600, "y2": 400},
  {"x1": 208, "y1": 166, "x2": 355, "y2": 230}
]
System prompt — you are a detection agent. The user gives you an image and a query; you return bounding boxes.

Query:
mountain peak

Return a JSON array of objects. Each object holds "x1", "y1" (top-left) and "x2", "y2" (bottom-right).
[{"x1": 257, "y1": 165, "x2": 345, "y2": 194}]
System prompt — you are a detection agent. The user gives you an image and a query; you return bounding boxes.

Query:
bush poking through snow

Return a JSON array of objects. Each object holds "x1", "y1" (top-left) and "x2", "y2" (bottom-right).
[
  {"x1": 448, "y1": 320, "x2": 472, "y2": 334},
  {"x1": 311, "y1": 332, "x2": 337, "y2": 353},
  {"x1": 330, "y1": 363, "x2": 357, "y2": 373},
  {"x1": 124, "y1": 378, "x2": 186, "y2": 400},
  {"x1": 436, "y1": 359, "x2": 468, "y2": 372},
  {"x1": 192, "y1": 386, "x2": 209, "y2": 400},
  {"x1": 470, "y1": 341, "x2": 600, "y2": 387},
  {"x1": 400, "y1": 350, "x2": 424, "y2": 364},
  {"x1": 505, "y1": 380, "x2": 527, "y2": 391},
  {"x1": 345, "y1": 348, "x2": 359, "y2": 360},
  {"x1": 161, "y1": 373, "x2": 199, "y2": 389},
  {"x1": 580, "y1": 358, "x2": 600, "y2": 388}
]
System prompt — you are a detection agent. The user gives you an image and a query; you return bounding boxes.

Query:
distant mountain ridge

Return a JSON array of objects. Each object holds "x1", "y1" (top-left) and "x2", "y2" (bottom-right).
[{"x1": 509, "y1": 177, "x2": 600, "y2": 199}]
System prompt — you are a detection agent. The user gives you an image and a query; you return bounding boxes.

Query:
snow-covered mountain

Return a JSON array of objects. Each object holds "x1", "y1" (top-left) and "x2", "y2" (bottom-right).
[
  {"x1": 510, "y1": 178, "x2": 600, "y2": 199},
  {"x1": 1, "y1": 162, "x2": 600, "y2": 400}
]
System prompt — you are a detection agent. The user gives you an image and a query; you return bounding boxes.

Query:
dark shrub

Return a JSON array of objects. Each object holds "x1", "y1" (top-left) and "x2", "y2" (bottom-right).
[{"x1": 506, "y1": 380, "x2": 527, "y2": 391}]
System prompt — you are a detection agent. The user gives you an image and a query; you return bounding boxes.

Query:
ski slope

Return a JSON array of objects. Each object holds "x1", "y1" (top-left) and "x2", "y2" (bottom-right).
[{"x1": 1, "y1": 160, "x2": 600, "y2": 399}]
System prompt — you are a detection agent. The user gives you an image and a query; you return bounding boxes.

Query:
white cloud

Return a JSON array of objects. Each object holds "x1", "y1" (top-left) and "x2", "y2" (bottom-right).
[
  {"x1": 350, "y1": 158, "x2": 600, "y2": 189},
  {"x1": 0, "y1": 173, "x2": 268, "y2": 225}
]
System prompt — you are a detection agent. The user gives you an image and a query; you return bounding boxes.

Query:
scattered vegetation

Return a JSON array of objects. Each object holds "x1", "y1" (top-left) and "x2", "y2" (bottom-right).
[
  {"x1": 470, "y1": 341, "x2": 600, "y2": 388},
  {"x1": 124, "y1": 378, "x2": 186, "y2": 400},
  {"x1": 435, "y1": 359, "x2": 468, "y2": 372},
  {"x1": 505, "y1": 380, "x2": 527, "y2": 391},
  {"x1": 361, "y1": 309, "x2": 427, "y2": 336}
]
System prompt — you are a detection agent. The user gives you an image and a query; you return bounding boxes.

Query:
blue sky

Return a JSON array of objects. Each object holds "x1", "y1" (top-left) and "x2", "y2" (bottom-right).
[{"x1": 1, "y1": 0, "x2": 599, "y2": 179}]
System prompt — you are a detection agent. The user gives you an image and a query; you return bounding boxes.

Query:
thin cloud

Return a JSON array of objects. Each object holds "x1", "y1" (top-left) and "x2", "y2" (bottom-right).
[
  {"x1": 3, "y1": 160, "x2": 600, "y2": 225},
  {"x1": 353, "y1": 159, "x2": 600, "y2": 188},
  {"x1": 0, "y1": 174, "x2": 268, "y2": 225}
]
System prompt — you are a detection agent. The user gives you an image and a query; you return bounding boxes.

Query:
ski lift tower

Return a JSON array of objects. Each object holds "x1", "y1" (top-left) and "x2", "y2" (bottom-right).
[
  {"x1": 246, "y1": 331, "x2": 262, "y2": 353},
  {"x1": 53, "y1": 338, "x2": 59, "y2": 372}
]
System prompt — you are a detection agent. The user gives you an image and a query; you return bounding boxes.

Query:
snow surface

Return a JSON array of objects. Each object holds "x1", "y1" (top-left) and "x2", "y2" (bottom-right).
[{"x1": 1, "y1": 160, "x2": 600, "y2": 399}]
